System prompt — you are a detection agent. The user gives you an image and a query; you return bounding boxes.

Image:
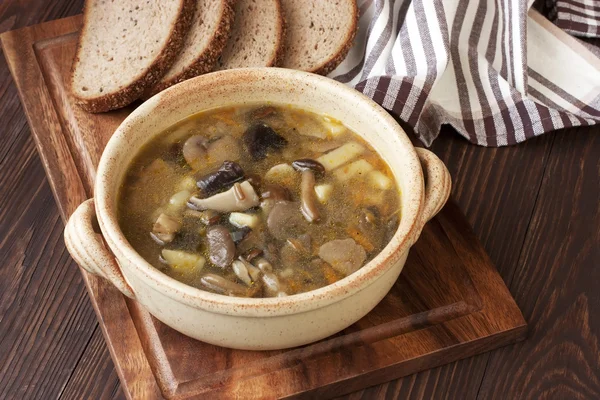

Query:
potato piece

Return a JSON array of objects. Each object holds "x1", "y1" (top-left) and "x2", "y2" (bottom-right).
[
  {"x1": 314, "y1": 184, "x2": 333, "y2": 203},
  {"x1": 161, "y1": 249, "x2": 205, "y2": 272},
  {"x1": 369, "y1": 170, "x2": 393, "y2": 190},
  {"x1": 264, "y1": 163, "x2": 298, "y2": 187},
  {"x1": 167, "y1": 190, "x2": 191, "y2": 213},
  {"x1": 322, "y1": 116, "x2": 347, "y2": 137},
  {"x1": 316, "y1": 142, "x2": 365, "y2": 171},
  {"x1": 177, "y1": 175, "x2": 197, "y2": 192},
  {"x1": 229, "y1": 212, "x2": 260, "y2": 229},
  {"x1": 333, "y1": 159, "x2": 374, "y2": 182}
]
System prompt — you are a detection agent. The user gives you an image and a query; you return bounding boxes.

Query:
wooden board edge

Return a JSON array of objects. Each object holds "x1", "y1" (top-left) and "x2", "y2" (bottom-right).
[
  {"x1": 0, "y1": 17, "x2": 86, "y2": 221},
  {"x1": 286, "y1": 324, "x2": 527, "y2": 400},
  {"x1": 0, "y1": 19, "x2": 164, "y2": 400},
  {"x1": 440, "y1": 202, "x2": 528, "y2": 330}
]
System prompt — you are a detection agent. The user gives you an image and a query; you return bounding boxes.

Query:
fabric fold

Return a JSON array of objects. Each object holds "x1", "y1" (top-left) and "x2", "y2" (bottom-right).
[{"x1": 330, "y1": 0, "x2": 600, "y2": 146}]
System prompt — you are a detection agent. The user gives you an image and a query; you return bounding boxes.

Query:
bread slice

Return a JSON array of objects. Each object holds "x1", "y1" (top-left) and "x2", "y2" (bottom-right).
[
  {"x1": 71, "y1": 0, "x2": 196, "y2": 113},
  {"x1": 217, "y1": 0, "x2": 285, "y2": 70},
  {"x1": 147, "y1": 0, "x2": 235, "y2": 96},
  {"x1": 279, "y1": 0, "x2": 358, "y2": 75}
]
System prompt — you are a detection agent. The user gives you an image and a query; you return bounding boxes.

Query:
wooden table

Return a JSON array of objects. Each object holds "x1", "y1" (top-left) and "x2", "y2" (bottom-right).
[{"x1": 0, "y1": 1, "x2": 598, "y2": 399}]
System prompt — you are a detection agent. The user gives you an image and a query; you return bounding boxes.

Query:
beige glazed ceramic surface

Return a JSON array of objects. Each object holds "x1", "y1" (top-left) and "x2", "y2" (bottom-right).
[{"x1": 64, "y1": 68, "x2": 452, "y2": 350}]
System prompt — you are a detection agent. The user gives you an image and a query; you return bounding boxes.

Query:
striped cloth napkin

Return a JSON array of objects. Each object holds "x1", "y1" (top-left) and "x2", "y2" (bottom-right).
[
  {"x1": 329, "y1": 0, "x2": 600, "y2": 146},
  {"x1": 552, "y1": 0, "x2": 600, "y2": 38}
]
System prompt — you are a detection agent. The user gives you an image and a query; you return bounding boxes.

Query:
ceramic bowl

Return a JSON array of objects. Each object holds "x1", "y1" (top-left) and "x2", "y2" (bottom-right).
[{"x1": 64, "y1": 68, "x2": 451, "y2": 350}]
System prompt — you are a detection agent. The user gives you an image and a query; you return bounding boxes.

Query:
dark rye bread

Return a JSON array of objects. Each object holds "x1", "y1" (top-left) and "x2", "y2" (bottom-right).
[
  {"x1": 280, "y1": 0, "x2": 358, "y2": 75},
  {"x1": 71, "y1": 0, "x2": 196, "y2": 113},
  {"x1": 146, "y1": 0, "x2": 235, "y2": 97},
  {"x1": 217, "y1": 0, "x2": 285, "y2": 70}
]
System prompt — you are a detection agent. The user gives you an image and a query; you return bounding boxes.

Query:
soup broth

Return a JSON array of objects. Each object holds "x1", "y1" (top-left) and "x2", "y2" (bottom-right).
[{"x1": 118, "y1": 105, "x2": 400, "y2": 297}]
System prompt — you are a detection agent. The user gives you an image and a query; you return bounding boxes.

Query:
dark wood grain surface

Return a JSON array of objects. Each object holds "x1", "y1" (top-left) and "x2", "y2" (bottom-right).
[{"x1": 0, "y1": 1, "x2": 598, "y2": 399}]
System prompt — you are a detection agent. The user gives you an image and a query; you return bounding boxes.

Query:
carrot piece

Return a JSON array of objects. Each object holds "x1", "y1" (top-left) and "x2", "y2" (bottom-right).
[
  {"x1": 322, "y1": 263, "x2": 340, "y2": 285},
  {"x1": 347, "y1": 227, "x2": 375, "y2": 252},
  {"x1": 214, "y1": 113, "x2": 240, "y2": 127}
]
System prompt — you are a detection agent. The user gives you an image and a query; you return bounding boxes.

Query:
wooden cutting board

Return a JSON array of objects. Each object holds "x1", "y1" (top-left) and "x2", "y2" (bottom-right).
[{"x1": 1, "y1": 16, "x2": 527, "y2": 400}]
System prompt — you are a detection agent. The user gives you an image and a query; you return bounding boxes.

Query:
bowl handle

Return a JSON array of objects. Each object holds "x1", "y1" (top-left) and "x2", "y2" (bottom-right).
[
  {"x1": 415, "y1": 148, "x2": 452, "y2": 227},
  {"x1": 64, "y1": 199, "x2": 135, "y2": 298}
]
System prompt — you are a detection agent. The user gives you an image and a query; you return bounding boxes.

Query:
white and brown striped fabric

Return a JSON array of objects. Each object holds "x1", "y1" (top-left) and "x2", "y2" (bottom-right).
[
  {"x1": 552, "y1": 0, "x2": 600, "y2": 38},
  {"x1": 329, "y1": 0, "x2": 600, "y2": 146}
]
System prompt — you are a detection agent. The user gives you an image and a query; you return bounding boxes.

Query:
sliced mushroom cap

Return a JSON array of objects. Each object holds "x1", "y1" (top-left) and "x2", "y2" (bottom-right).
[
  {"x1": 188, "y1": 181, "x2": 260, "y2": 212},
  {"x1": 245, "y1": 173, "x2": 262, "y2": 191},
  {"x1": 206, "y1": 225, "x2": 236, "y2": 268},
  {"x1": 243, "y1": 123, "x2": 288, "y2": 161},
  {"x1": 150, "y1": 213, "x2": 181, "y2": 245},
  {"x1": 196, "y1": 160, "x2": 245, "y2": 197},
  {"x1": 299, "y1": 170, "x2": 320, "y2": 223},
  {"x1": 242, "y1": 248, "x2": 264, "y2": 263},
  {"x1": 232, "y1": 260, "x2": 253, "y2": 286},
  {"x1": 262, "y1": 271, "x2": 284, "y2": 297},
  {"x1": 260, "y1": 183, "x2": 292, "y2": 202},
  {"x1": 237, "y1": 257, "x2": 262, "y2": 281},
  {"x1": 182, "y1": 135, "x2": 208, "y2": 169},
  {"x1": 236, "y1": 229, "x2": 266, "y2": 255},
  {"x1": 266, "y1": 201, "x2": 308, "y2": 241},
  {"x1": 318, "y1": 238, "x2": 367, "y2": 276},
  {"x1": 200, "y1": 273, "x2": 249, "y2": 296},
  {"x1": 292, "y1": 159, "x2": 325, "y2": 176},
  {"x1": 254, "y1": 257, "x2": 273, "y2": 273}
]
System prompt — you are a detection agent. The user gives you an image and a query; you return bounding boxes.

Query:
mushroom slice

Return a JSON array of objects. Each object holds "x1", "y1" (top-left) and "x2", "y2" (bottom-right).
[
  {"x1": 262, "y1": 271, "x2": 285, "y2": 297},
  {"x1": 318, "y1": 238, "x2": 367, "y2": 276},
  {"x1": 200, "y1": 274, "x2": 249, "y2": 296},
  {"x1": 188, "y1": 181, "x2": 259, "y2": 212},
  {"x1": 242, "y1": 248, "x2": 263, "y2": 263},
  {"x1": 260, "y1": 183, "x2": 292, "y2": 202},
  {"x1": 150, "y1": 213, "x2": 181, "y2": 245},
  {"x1": 291, "y1": 159, "x2": 324, "y2": 223},
  {"x1": 237, "y1": 257, "x2": 262, "y2": 280},
  {"x1": 232, "y1": 260, "x2": 253, "y2": 286},
  {"x1": 196, "y1": 161, "x2": 245, "y2": 197},
  {"x1": 266, "y1": 201, "x2": 307, "y2": 241},
  {"x1": 299, "y1": 170, "x2": 320, "y2": 222},
  {"x1": 254, "y1": 257, "x2": 273, "y2": 273},
  {"x1": 206, "y1": 225, "x2": 236, "y2": 268},
  {"x1": 182, "y1": 135, "x2": 208, "y2": 169},
  {"x1": 291, "y1": 159, "x2": 326, "y2": 176},
  {"x1": 243, "y1": 123, "x2": 288, "y2": 161}
]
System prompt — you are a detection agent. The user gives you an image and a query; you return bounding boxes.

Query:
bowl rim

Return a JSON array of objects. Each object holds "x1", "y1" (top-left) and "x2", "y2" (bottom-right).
[{"x1": 94, "y1": 68, "x2": 425, "y2": 317}]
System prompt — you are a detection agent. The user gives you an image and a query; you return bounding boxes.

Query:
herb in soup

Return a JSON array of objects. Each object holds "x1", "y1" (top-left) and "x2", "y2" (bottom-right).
[{"x1": 118, "y1": 105, "x2": 400, "y2": 297}]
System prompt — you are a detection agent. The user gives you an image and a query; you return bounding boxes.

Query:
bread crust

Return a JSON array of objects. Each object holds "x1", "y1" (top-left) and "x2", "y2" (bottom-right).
[
  {"x1": 145, "y1": 0, "x2": 236, "y2": 97},
  {"x1": 71, "y1": 0, "x2": 197, "y2": 113},
  {"x1": 269, "y1": 0, "x2": 286, "y2": 67},
  {"x1": 310, "y1": 0, "x2": 359, "y2": 76}
]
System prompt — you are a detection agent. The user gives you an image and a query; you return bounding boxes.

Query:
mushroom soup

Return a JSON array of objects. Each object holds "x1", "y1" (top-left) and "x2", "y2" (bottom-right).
[{"x1": 118, "y1": 105, "x2": 400, "y2": 297}]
